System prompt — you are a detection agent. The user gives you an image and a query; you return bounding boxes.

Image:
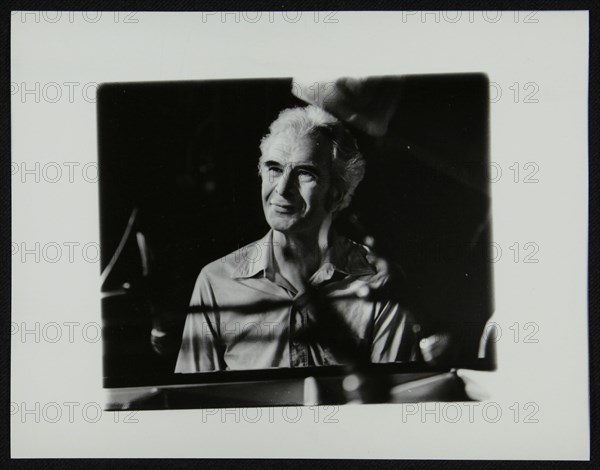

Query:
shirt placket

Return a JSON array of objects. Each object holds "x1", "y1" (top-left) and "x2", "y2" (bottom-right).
[
  {"x1": 268, "y1": 273, "x2": 308, "y2": 368},
  {"x1": 289, "y1": 266, "x2": 338, "y2": 368},
  {"x1": 271, "y1": 263, "x2": 338, "y2": 368},
  {"x1": 289, "y1": 301, "x2": 309, "y2": 368}
]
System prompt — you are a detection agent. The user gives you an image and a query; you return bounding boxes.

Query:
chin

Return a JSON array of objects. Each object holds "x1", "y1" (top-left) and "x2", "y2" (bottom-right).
[{"x1": 267, "y1": 218, "x2": 299, "y2": 233}]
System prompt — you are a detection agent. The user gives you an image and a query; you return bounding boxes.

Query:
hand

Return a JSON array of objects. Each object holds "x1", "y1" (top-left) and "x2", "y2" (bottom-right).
[
  {"x1": 419, "y1": 333, "x2": 454, "y2": 365},
  {"x1": 150, "y1": 327, "x2": 170, "y2": 356}
]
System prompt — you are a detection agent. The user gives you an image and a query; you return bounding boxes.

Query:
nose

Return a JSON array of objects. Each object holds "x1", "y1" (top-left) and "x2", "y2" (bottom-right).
[{"x1": 275, "y1": 168, "x2": 294, "y2": 197}]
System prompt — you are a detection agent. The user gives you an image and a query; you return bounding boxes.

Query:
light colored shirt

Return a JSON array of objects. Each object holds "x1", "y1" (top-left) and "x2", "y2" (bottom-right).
[{"x1": 175, "y1": 230, "x2": 419, "y2": 372}]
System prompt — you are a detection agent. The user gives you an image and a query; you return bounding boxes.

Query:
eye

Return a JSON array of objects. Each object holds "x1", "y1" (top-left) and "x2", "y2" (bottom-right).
[
  {"x1": 267, "y1": 166, "x2": 283, "y2": 176},
  {"x1": 297, "y1": 170, "x2": 316, "y2": 181}
]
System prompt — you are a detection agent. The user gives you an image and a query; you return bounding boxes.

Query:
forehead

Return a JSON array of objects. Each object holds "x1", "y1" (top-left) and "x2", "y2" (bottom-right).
[{"x1": 265, "y1": 133, "x2": 332, "y2": 167}]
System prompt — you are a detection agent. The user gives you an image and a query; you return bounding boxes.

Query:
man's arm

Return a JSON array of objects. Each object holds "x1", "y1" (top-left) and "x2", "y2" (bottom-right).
[
  {"x1": 370, "y1": 299, "x2": 421, "y2": 363},
  {"x1": 174, "y1": 270, "x2": 225, "y2": 373}
]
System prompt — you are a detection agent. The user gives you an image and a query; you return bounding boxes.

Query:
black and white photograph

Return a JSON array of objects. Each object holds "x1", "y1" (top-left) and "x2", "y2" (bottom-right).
[
  {"x1": 9, "y1": 9, "x2": 590, "y2": 460},
  {"x1": 98, "y1": 75, "x2": 493, "y2": 409}
]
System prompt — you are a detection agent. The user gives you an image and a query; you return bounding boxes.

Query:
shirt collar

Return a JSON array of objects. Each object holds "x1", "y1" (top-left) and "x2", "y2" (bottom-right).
[
  {"x1": 231, "y1": 230, "x2": 275, "y2": 280},
  {"x1": 231, "y1": 229, "x2": 376, "y2": 282},
  {"x1": 311, "y1": 235, "x2": 376, "y2": 284}
]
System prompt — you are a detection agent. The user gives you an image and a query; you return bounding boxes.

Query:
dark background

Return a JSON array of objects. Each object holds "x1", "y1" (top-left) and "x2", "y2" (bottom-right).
[{"x1": 97, "y1": 75, "x2": 492, "y2": 386}]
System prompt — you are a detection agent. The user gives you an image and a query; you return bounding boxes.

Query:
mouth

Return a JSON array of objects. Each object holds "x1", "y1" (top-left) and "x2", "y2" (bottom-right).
[{"x1": 270, "y1": 202, "x2": 296, "y2": 214}]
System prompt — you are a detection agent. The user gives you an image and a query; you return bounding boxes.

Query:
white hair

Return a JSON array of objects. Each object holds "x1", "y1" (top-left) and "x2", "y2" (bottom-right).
[{"x1": 259, "y1": 105, "x2": 366, "y2": 212}]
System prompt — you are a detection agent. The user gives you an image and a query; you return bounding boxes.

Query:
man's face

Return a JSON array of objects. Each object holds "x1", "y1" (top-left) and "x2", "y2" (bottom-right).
[{"x1": 260, "y1": 133, "x2": 335, "y2": 236}]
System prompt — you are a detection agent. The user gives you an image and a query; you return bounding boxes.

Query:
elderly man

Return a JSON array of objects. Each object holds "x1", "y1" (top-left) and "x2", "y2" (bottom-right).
[{"x1": 175, "y1": 105, "x2": 421, "y2": 372}]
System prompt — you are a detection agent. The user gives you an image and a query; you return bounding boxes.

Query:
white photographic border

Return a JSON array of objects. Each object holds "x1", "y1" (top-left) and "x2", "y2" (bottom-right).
[{"x1": 10, "y1": 10, "x2": 589, "y2": 459}]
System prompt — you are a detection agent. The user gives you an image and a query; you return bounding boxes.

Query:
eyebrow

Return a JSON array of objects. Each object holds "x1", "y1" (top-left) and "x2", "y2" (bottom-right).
[{"x1": 261, "y1": 160, "x2": 321, "y2": 176}]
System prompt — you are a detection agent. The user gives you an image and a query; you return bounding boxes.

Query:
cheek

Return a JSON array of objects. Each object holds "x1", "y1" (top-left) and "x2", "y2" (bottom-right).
[
  {"x1": 261, "y1": 179, "x2": 273, "y2": 200},
  {"x1": 301, "y1": 184, "x2": 330, "y2": 211}
]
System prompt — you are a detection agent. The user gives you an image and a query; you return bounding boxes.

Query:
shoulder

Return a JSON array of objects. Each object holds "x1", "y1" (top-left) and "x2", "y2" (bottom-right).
[
  {"x1": 346, "y1": 238, "x2": 377, "y2": 265},
  {"x1": 343, "y1": 237, "x2": 396, "y2": 287},
  {"x1": 196, "y1": 237, "x2": 266, "y2": 281}
]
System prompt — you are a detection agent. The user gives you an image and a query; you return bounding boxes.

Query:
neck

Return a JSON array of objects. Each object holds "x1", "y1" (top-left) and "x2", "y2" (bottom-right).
[{"x1": 272, "y1": 219, "x2": 334, "y2": 278}]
